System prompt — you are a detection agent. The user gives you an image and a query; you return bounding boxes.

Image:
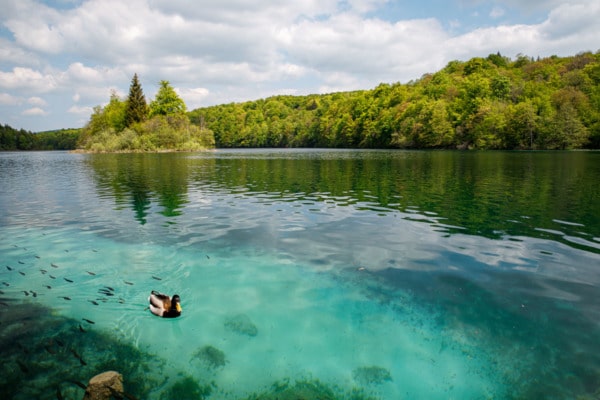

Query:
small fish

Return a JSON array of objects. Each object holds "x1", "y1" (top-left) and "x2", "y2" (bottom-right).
[
  {"x1": 0, "y1": 289, "x2": 4, "y2": 294},
  {"x1": 64, "y1": 278, "x2": 73, "y2": 283},
  {"x1": 31, "y1": 291, "x2": 37, "y2": 298},
  {"x1": 101, "y1": 292, "x2": 114, "y2": 297},
  {"x1": 2, "y1": 282, "x2": 9, "y2": 286},
  {"x1": 49, "y1": 275, "x2": 56, "y2": 279},
  {"x1": 18, "y1": 261, "x2": 25, "y2": 264},
  {"x1": 70, "y1": 380, "x2": 87, "y2": 390},
  {"x1": 82, "y1": 318, "x2": 95, "y2": 324},
  {"x1": 79, "y1": 357, "x2": 87, "y2": 366},
  {"x1": 0, "y1": 301, "x2": 9, "y2": 306},
  {"x1": 118, "y1": 298, "x2": 125, "y2": 304},
  {"x1": 6, "y1": 266, "x2": 13, "y2": 271},
  {"x1": 35, "y1": 255, "x2": 41, "y2": 259},
  {"x1": 88, "y1": 300, "x2": 99, "y2": 306},
  {"x1": 105, "y1": 385, "x2": 125, "y2": 400},
  {"x1": 61, "y1": 296, "x2": 71, "y2": 301},
  {"x1": 18, "y1": 271, "x2": 26, "y2": 276},
  {"x1": 86, "y1": 271, "x2": 96, "y2": 276},
  {"x1": 16, "y1": 360, "x2": 28, "y2": 374},
  {"x1": 40, "y1": 269, "x2": 47, "y2": 274},
  {"x1": 152, "y1": 276, "x2": 162, "y2": 280},
  {"x1": 22, "y1": 291, "x2": 29, "y2": 296},
  {"x1": 104, "y1": 286, "x2": 114, "y2": 291},
  {"x1": 56, "y1": 386, "x2": 64, "y2": 400},
  {"x1": 92, "y1": 249, "x2": 98, "y2": 252},
  {"x1": 78, "y1": 324, "x2": 87, "y2": 333},
  {"x1": 124, "y1": 281, "x2": 133, "y2": 285},
  {"x1": 44, "y1": 285, "x2": 52, "y2": 289},
  {"x1": 206, "y1": 255, "x2": 210, "y2": 259},
  {"x1": 55, "y1": 339, "x2": 64, "y2": 347},
  {"x1": 70, "y1": 348, "x2": 81, "y2": 359},
  {"x1": 51, "y1": 263, "x2": 59, "y2": 268}
]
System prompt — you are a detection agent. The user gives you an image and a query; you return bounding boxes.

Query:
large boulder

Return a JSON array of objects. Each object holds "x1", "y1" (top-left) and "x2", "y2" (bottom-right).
[{"x1": 82, "y1": 371, "x2": 124, "y2": 400}]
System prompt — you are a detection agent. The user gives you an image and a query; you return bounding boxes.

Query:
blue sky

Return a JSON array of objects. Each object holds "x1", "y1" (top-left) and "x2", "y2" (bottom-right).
[{"x1": 1, "y1": 0, "x2": 598, "y2": 132}]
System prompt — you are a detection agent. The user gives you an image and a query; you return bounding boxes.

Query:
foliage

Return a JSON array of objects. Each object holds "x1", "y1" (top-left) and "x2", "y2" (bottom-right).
[
  {"x1": 125, "y1": 73, "x2": 148, "y2": 126},
  {"x1": 78, "y1": 80, "x2": 214, "y2": 152},
  {"x1": 189, "y1": 51, "x2": 600, "y2": 149},
  {"x1": 0, "y1": 124, "x2": 80, "y2": 150},
  {"x1": 149, "y1": 80, "x2": 187, "y2": 117}
]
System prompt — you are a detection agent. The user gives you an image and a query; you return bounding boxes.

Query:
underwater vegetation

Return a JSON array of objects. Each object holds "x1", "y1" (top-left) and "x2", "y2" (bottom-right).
[
  {"x1": 190, "y1": 345, "x2": 228, "y2": 369},
  {"x1": 0, "y1": 301, "x2": 160, "y2": 399},
  {"x1": 160, "y1": 375, "x2": 213, "y2": 400},
  {"x1": 352, "y1": 366, "x2": 392, "y2": 385},
  {"x1": 242, "y1": 379, "x2": 379, "y2": 400},
  {"x1": 224, "y1": 313, "x2": 258, "y2": 337}
]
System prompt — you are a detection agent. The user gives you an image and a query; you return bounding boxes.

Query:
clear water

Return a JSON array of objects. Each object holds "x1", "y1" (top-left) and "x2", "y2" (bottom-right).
[{"x1": 1, "y1": 150, "x2": 599, "y2": 399}]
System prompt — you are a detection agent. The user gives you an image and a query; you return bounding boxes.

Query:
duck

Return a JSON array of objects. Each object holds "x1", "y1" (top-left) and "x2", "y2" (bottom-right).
[{"x1": 148, "y1": 290, "x2": 182, "y2": 318}]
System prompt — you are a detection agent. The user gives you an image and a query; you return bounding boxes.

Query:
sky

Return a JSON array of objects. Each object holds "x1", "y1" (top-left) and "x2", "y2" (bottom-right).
[{"x1": 0, "y1": 0, "x2": 599, "y2": 132}]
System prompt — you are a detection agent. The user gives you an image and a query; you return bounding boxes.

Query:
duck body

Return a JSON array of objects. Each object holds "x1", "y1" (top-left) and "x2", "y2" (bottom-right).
[{"x1": 149, "y1": 290, "x2": 182, "y2": 318}]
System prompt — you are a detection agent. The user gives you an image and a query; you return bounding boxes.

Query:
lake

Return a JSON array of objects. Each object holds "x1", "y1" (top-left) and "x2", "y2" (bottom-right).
[{"x1": 1, "y1": 149, "x2": 599, "y2": 399}]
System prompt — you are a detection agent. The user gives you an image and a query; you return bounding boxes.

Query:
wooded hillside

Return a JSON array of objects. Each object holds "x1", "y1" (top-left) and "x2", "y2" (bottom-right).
[{"x1": 189, "y1": 52, "x2": 600, "y2": 149}]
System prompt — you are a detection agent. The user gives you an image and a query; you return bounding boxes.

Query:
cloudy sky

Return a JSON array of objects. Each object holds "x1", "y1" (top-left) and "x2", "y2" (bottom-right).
[{"x1": 1, "y1": 0, "x2": 599, "y2": 132}]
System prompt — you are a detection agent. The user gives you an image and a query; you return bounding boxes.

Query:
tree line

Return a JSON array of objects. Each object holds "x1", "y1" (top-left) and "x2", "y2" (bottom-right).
[
  {"x1": 3, "y1": 52, "x2": 599, "y2": 151},
  {"x1": 0, "y1": 124, "x2": 79, "y2": 151},
  {"x1": 189, "y1": 51, "x2": 600, "y2": 149}
]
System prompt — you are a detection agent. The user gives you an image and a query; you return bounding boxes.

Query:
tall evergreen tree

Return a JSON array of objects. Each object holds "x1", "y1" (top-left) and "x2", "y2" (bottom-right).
[{"x1": 125, "y1": 73, "x2": 147, "y2": 126}]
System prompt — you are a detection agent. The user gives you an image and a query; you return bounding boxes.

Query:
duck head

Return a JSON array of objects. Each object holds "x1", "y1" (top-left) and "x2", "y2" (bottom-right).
[{"x1": 172, "y1": 295, "x2": 182, "y2": 312}]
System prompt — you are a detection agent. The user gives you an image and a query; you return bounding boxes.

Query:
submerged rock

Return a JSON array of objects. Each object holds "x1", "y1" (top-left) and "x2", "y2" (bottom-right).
[
  {"x1": 190, "y1": 345, "x2": 227, "y2": 369},
  {"x1": 82, "y1": 371, "x2": 123, "y2": 400},
  {"x1": 224, "y1": 314, "x2": 258, "y2": 337},
  {"x1": 352, "y1": 366, "x2": 392, "y2": 385}
]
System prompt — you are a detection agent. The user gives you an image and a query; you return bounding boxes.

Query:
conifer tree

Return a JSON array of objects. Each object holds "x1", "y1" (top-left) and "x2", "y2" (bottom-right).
[{"x1": 125, "y1": 73, "x2": 147, "y2": 126}]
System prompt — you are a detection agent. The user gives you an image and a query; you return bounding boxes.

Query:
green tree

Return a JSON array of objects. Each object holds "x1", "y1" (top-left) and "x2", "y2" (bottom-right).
[
  {"x1": 105, "y1": 91, "x2": 127, "y2": 132},
  {"x1": 149, "y1": 80, "x2": 187, "y2": 117},
  {"x1": 125, "y1": 73, "x2": 148, "y2": 126}
]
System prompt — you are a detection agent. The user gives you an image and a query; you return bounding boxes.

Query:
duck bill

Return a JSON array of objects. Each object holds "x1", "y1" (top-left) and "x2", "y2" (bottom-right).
[{"x1": 176, "y1": 303, "x2": 182, "y2": 312}]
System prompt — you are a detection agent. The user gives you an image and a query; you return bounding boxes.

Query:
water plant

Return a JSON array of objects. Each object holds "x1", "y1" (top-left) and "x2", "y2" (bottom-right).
[
  {"x1": 160, "y1": 375, "x2": 212, "y2": 400},
  {"x1": 190, "y1": 345, "x2": 227, "y2": 369},
  {"x1": 224, "y1": 313, "x2": 258, "y2": 337}
]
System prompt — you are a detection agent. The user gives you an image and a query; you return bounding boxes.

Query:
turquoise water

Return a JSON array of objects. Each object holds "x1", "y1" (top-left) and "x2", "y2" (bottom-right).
[{"x1": 1, "y1": 150, "x2": 599, "y2": 399}]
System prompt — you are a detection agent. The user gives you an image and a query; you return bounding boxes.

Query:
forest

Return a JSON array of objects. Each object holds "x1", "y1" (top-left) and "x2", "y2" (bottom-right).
[
  {"x1": 190, "y1": 51, "x2": 600, "y2": 150},
  {"x1": 0, "y1": 125, "x2": 79, "y2": 151},
  {"x1": 2, "y1": 52, "x2": 599, "y2": 151}
]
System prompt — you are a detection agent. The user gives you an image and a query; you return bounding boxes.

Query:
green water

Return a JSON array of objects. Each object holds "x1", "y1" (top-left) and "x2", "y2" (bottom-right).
[{"x1": 1, "y1": 149, "x2": 599, "y2": 399}]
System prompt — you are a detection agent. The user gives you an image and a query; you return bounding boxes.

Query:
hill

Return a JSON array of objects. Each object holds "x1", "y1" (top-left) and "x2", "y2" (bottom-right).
[
  {"x1": 189, "y1": 52, "x2": 600, "y2": 150},
  {"x1": 0, "y1": 125, "x2": 80, "y2": 151}
]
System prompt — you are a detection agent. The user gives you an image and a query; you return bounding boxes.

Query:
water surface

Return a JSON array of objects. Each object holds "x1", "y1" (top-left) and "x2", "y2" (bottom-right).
[{"x1": 1, "y1": 149, "x2": 599, "y2": 399}]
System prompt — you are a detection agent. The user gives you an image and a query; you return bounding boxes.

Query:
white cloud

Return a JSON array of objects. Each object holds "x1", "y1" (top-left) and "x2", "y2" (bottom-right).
[
  {"x1": 0, "y1": 92, "x2": 23, "y2": 105},
  {"x1": 68, "y1": 105, "x2": 93, "y2": 114},
  {"x1": 3, "y1": 0, "x2": 65, "y2": 53},
  {"x1": 22, "y1": 107, "x2": 48, "y2": 116},
  {"x1": 175, "y1": 87, "x2": 210, "y2": 109},
  {"x1": 490, "y1": 6, "x2": 505, "y2": 19},
  {"x1": 0, "y1": 67, "x2": 58, "y2": 92},
  {"x1": 28, "y1": 96, "x2": 47, "y2": 106}
]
